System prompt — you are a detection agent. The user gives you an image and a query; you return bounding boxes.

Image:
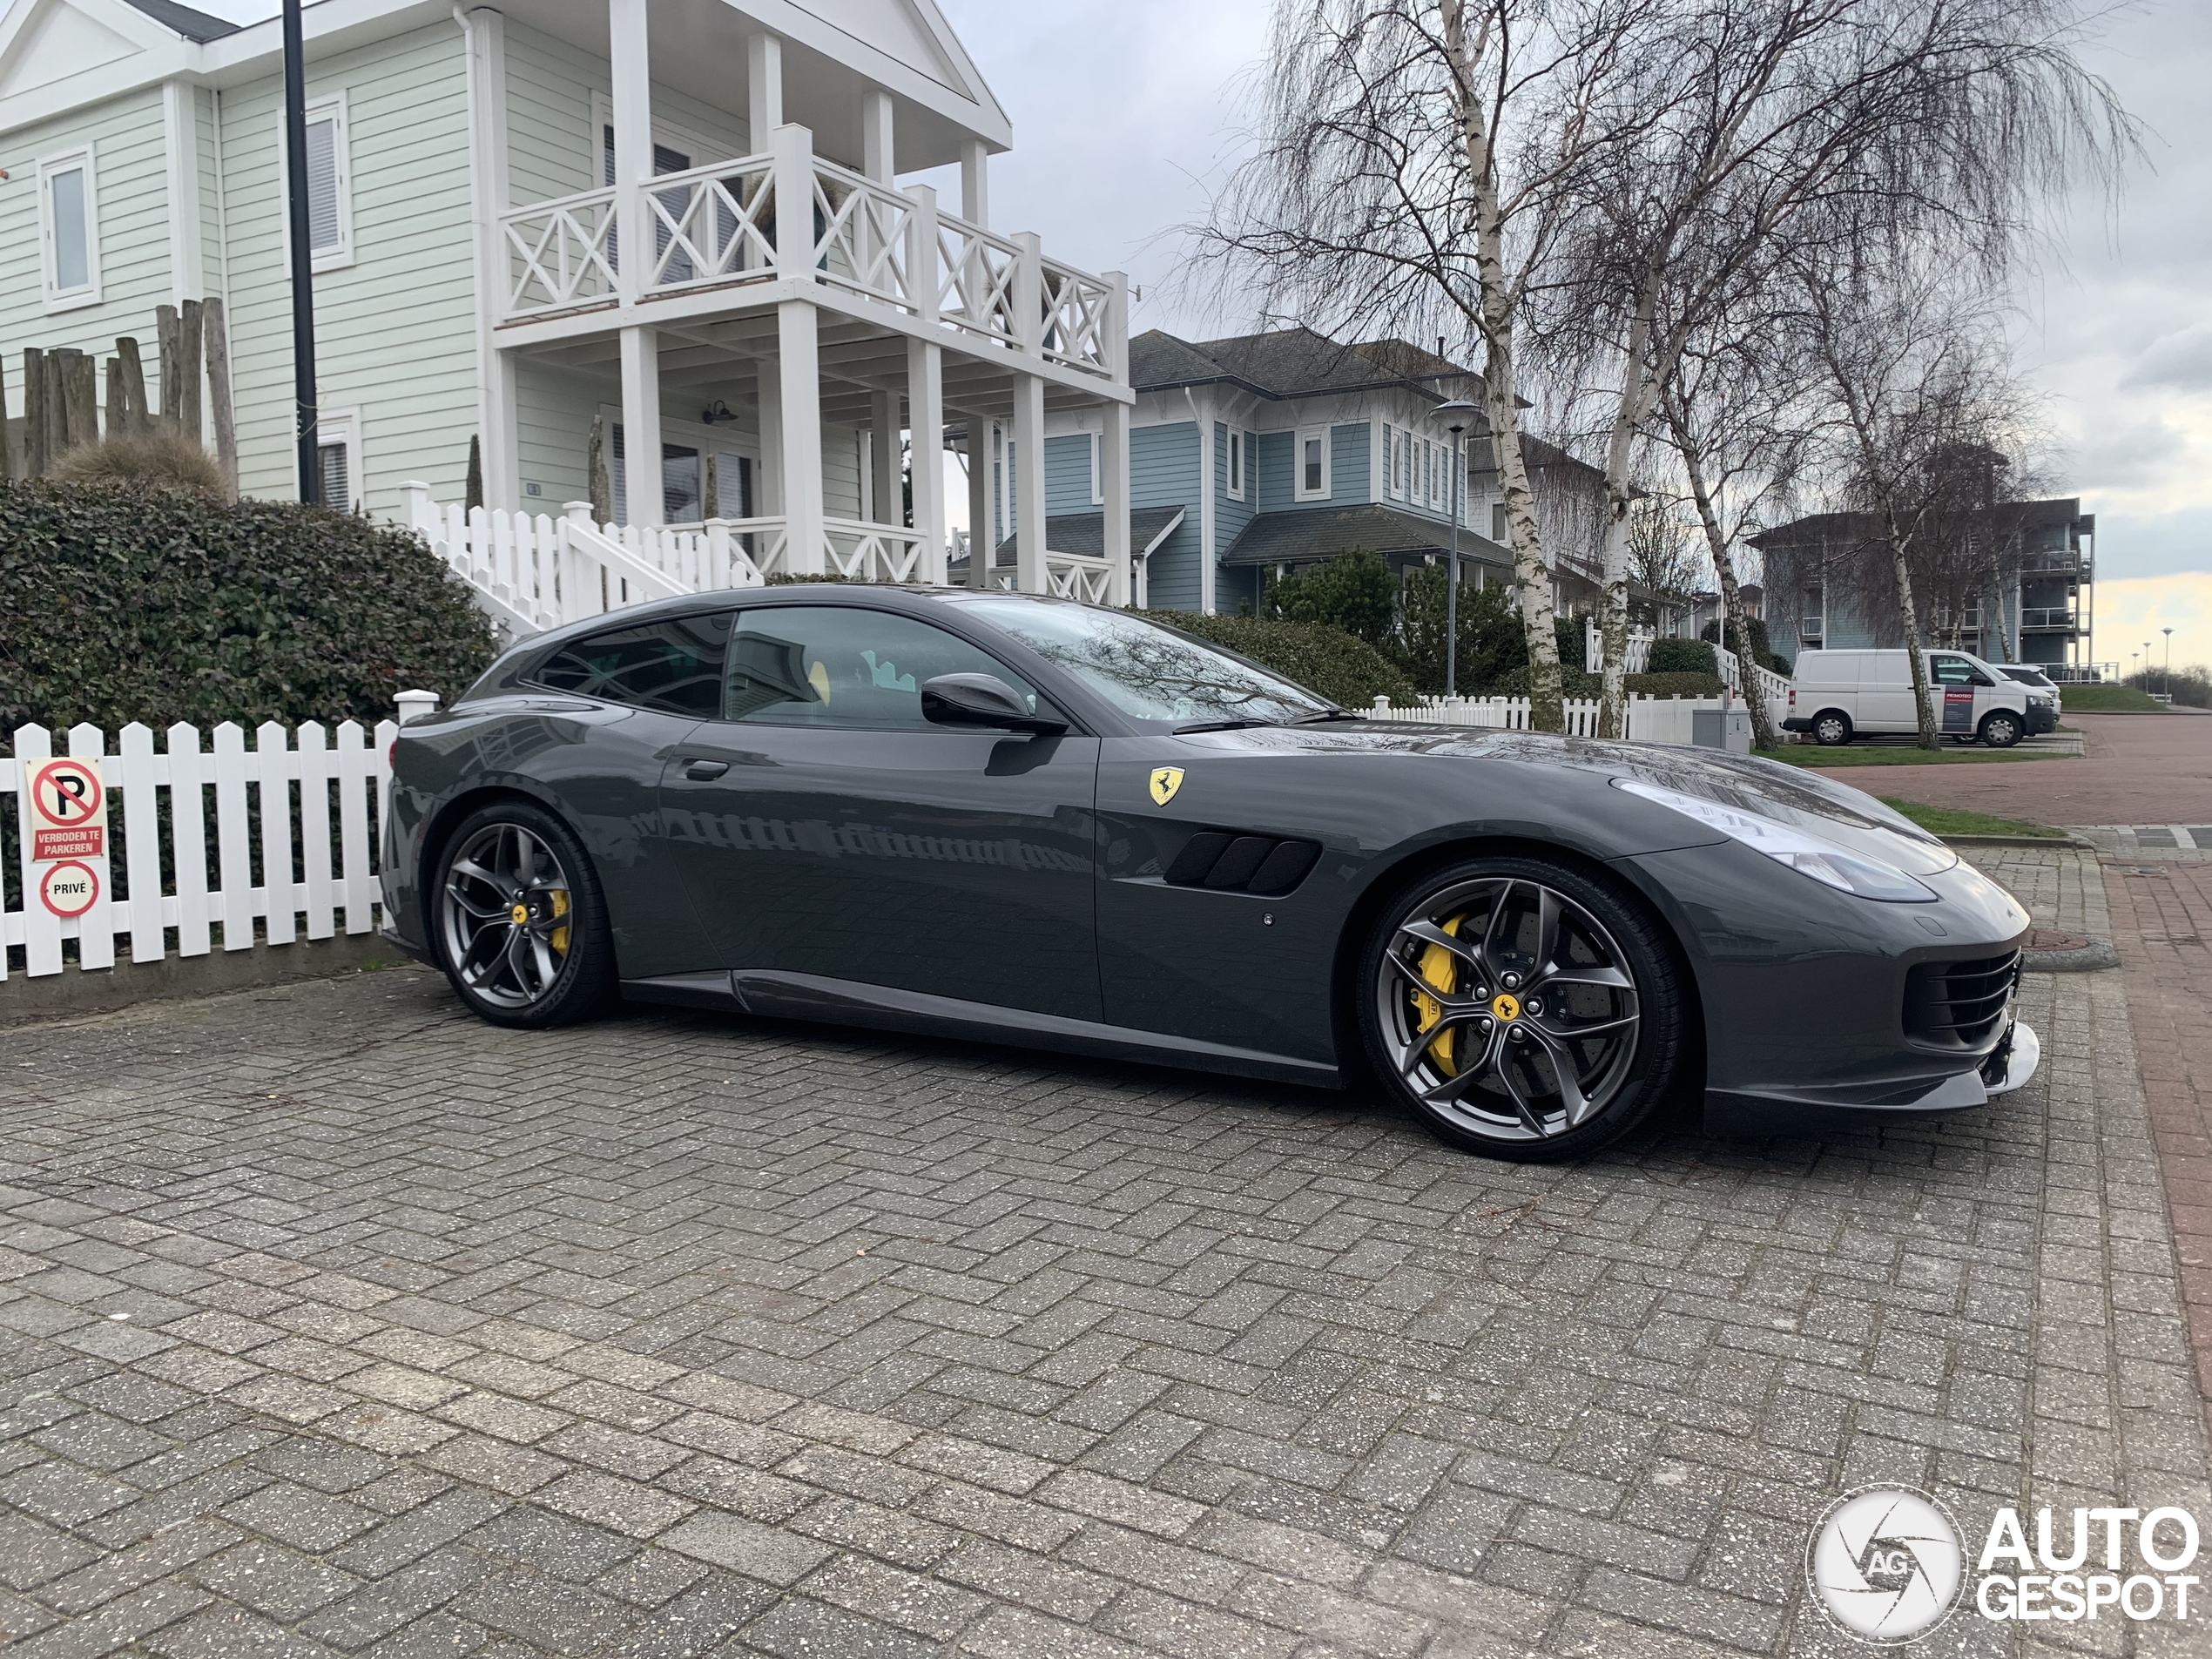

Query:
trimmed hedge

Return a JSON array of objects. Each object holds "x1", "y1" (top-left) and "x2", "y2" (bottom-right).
[
  {"x1": 0, "y1": 482, "x2": 498, "y2": 735},
  {"x1": 1646, "y1": 638, "x2": 1716, "y2": 676},
  {"x1": 1151, "y1": 611, "x2": 1420, "y2": 709}
]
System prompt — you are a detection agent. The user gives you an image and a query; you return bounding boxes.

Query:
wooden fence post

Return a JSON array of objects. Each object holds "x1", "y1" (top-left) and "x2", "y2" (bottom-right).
[
  {"x1": 23, "y1": 348, "x2": 44, "y2": 476},
  {"x1": 117, "y1": 336, "x2": 148, "y2": 432},
  {"x1": 202, "y1": 300, "x2": 237, "y2": 497},
  {"x1": 105, "y1": 357, "x2": 123, "y2": 438},
  {"x1": 64, "y1": 351, "x2": 98, "y2": 448},
  {"x1": 157, "y1": 303, "x2": 181, "y2": 424},
  {"x1": 179, "y1": 299, "x2": 204, "y2": 442}
]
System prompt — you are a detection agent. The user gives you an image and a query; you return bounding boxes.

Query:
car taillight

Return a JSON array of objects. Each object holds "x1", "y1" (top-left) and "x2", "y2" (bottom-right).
[{"x1": 388, "y1": 738, "x2": 398, "y2": 769}]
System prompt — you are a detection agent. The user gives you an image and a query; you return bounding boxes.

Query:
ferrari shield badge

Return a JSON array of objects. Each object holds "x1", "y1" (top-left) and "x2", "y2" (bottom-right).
[{"x1": 1149, "y1": 767, "x2": 1184, "y2": 806}]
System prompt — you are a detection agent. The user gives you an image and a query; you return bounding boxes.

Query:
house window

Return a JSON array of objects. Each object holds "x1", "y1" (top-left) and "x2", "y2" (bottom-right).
[
  {"x1": 38, "y1": 149, "x2": 99, "y2": 310},
  {"x1": 298, "y1": 98, "x2": 354, "y2": 268},
  {"x1": 1295, "y1": 426, "x2": 1329, "y2": 501},
  {"x1": 1225, "y1": 429, "x2": 1244, "y2": 501},
  {"x1": 1090, "y1": 430, "x2": 1105, "y2": 506},
  {"x1": 610, "y1": 421, "x2": 706, "y2": 523},
  {"x1": 1421, "y1": 441, "x2": 1433, "y2": 508},
  {"x1": 1492, "y1": 502, "x2": 1508, "y2": 543},
  {"x1": 315, "y1": 408, "x2": 361, "y2": 509}
]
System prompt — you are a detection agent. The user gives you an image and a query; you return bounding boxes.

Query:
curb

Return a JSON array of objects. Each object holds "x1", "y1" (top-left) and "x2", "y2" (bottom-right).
[
  {"x1": 0, "y1": 933, "x2": 408, "y2": 1024},
  {"x1": 1939, "y1": 834, "x2": 2086, "y2": 848},
  {"x1": 2022, "y1": 938, "x2": 2121, "y2": 973}
]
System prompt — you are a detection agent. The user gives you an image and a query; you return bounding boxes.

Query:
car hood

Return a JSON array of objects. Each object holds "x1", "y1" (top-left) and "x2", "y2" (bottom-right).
[{"x1": 1179, "y1": 720, "x2": 1961, "y2": 877}]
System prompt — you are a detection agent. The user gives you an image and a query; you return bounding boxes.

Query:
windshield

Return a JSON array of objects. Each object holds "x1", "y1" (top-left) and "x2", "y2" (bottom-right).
[
  {"x1": 2001, "y1": 667, "x2": 2056, "y2": 690},
  {"x1": 945, "y1": 597, "x2": 1337, "y2": 728}
]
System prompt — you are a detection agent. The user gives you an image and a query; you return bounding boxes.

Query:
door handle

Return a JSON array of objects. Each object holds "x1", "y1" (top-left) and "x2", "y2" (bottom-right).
[{"x1": 683, "y1": 759, "x2": 730, "y2": 780}]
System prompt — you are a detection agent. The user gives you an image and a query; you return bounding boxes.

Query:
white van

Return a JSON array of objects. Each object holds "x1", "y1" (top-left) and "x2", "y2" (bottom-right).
[{"x1": 1784, "y1": 649, "x2": 2033, "y2": 748}]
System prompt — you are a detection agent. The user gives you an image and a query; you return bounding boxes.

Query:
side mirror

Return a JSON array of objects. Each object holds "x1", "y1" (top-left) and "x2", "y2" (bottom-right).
[{"x1": 920, "y1": 672, "x2": 1069, "y2": 735}]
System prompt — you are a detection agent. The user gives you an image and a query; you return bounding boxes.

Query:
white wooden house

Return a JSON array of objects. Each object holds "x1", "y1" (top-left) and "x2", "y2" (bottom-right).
[{"x1": 0, "y1": 0, "x2": 1136, "y2": 610}]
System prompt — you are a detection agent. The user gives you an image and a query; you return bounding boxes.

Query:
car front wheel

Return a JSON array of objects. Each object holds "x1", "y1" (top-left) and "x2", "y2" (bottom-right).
[
  {"x1": 1979, "y1": 711, "x2": 2024, "y2": 749},
  {"x1": 434, "y1": 802, "x2": 615, "y2": 1028},
  {"x1": 1358, "y1": 855, "x2": 1685, "y2": 1160}
]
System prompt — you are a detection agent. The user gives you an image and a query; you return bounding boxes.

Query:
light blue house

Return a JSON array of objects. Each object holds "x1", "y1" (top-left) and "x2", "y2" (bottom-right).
[{"x1": 962, "y1": 324, "x2": 1613, "y2": 616}]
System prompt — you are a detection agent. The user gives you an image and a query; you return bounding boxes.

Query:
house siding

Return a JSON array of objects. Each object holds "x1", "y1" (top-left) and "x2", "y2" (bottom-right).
[
  {"x1": 505, "y1": 21, "x2": 752, "y2": 208},
  {"x1": 219, "y1": 24, "x2": 478, "y2": 512},
  {"x1": 1253, "y1": 429, "x2": 1293, "y2": 514},
  {"x1": 1131, "y1": 419, "x2": 1199, "y2": 610},
  {"x1": 0, "y1": 85, "x2": 174, "y2": 409},
  {"x1": 1044, "y1": 431, "x2": 1091, "y2": 516},
  {"x1": 1214, "y1": 421, "x2": 1258, "y2": 614},
  {"x1": 1330, "y1": 420, "x2": 1368, "y2": 502}
]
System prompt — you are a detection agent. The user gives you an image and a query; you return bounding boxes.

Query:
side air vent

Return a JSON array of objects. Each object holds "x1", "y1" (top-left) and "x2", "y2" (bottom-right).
[
  {"x1": 1903, "y1": 948, "x2": 2020, "y2": 1051},
  {"x1": 1163, "y1": 831, "x2": 1322, "y2": 896}
]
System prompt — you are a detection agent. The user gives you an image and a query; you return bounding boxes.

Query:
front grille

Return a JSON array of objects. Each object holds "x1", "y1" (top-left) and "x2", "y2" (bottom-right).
[
  {"x1": 1903, "y1": 948, "x2": 2020, "y2": 1051},
  {"x1": 1163, "y1": 831, "x2": 1321, "y2": 896}
]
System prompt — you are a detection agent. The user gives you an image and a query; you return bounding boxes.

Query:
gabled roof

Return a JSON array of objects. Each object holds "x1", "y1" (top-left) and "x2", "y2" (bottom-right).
[
  {"x1": 1130, "y1": 325, "x2": 1486, "y2": 402},
  {"x1": 977, "y1": 507, "x2": 1187, "y2": 567},
  {"x1": 1218, "y1": 503, "x2": 1511, "y2": 568},
  {"x1": 118, "y1": 0, "x2": 233, "y2": 41}
]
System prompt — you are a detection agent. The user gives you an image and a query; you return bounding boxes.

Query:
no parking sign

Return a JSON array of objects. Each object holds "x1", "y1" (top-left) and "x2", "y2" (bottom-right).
[{"x1": 30, "y1": 757, "x2": 105, "y2": 861}]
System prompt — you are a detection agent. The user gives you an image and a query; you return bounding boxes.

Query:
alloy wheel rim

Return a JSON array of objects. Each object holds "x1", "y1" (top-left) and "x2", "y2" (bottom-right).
[
  {"x1": 1376, "y1": 876, "x2": 1642, "y2": 1142},
  {"x1": 440, "y1": 823, "x2": 575, "y2": 1009}
]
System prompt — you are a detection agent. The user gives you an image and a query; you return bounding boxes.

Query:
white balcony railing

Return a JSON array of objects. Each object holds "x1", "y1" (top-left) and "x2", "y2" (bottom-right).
[
  {"x1": 1043, "y1": 552, "x2": 1115, "y2": 604},
  {"x1": 501, "y1": 186, "x2": 619, "y2": 316},
  {"x1": 495, "y1": 132, "x2": 1121, "y2": 382}
]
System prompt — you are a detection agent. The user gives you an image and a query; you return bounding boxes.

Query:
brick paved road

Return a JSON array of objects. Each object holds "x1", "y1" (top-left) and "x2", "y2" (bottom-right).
[
  {"x1": 1820, "y1": 711, "x2": 2212, "y2": 826},
  {"x1": 1, "y1": 854, "x2": 2207, "y2": 1657}
]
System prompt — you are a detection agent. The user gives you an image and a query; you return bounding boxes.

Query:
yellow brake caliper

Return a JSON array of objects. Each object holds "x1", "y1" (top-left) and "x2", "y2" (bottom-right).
[
  {"x1": 549, "y1": 888, "x2": 571, "y2": 956},
  {"x1": 1412, "y1": 915, "x2": 1463, "y2": 1076}
]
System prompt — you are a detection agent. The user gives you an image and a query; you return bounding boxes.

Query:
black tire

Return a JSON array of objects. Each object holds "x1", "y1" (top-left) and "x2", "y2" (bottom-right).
[
  {"x1": 1978, "y1": 710, "x2": 2024, "y2": 749},
  {"x1": 1356, "y1": 853, "x2": 1686, "y2": 1161},
  {"x1": 431, "y1": 800, "x2": 616, "y2": 1028},
  {"x1": 1811, "y1": 710, "x2": 1852, "y2": 746}
]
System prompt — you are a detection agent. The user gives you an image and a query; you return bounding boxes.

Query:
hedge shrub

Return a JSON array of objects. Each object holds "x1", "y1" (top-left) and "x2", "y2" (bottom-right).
[
  {"x1": 1646, "y1": 638, "x2": 1716, "y2": 676},
  {"x1": 1151, "y1": 611, "x2": 1420, "y2": 709},
  {"x1": 0, "y1": 482, "x2": 498, "y2": 736}
]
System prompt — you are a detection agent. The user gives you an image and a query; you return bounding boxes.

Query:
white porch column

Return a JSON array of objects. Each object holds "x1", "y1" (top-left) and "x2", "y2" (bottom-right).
[
  {"x1": 960, "y1": 137, "x2": 989, "y2": 226},
  {"x1": 868, "y1": 389, "x2": 898, "y2": 524},
  {"x1": 964, "y1": 415, "x2": 992, "y2": 587},
  {"x1": 908, "y1": 339, "x2": 945, "y2": 582},
  {"x1": 861, "y1": 88, "x2": 894, "y2": 184},
  {"x1": 608, "y1": 0, "x2": 651, "y2": 303},
  {"x1": 1013, "y1": 374, "x2": 1046, "y2": 594},
  {"x1": 746, "y1": 30, "x2": 782, "y2": 138},
  {"x1": 778, "y1": 299, "x2": 826, "y2": 572},
  {"x1": 161, "y1": 81, "x2": 204, "y2": 308},
  {"x1": 619, "y1": 325, "x2": 661, "y2": 526},
  {"x1": 756, "y1": 363, "x2": 782, "y2": 514},
  {"x1": 460, "y1": 7, "x2": 515, "y2": 508},
  {"x1": 1102, "y1": 401, "x2": 1130, "y2": 608}
]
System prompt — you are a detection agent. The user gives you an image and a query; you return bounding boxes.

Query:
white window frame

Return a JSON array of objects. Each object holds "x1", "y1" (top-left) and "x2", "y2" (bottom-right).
[
  {"x1": 1090, "y1": 429, "x2": 1104, "y2": 506},
  {"x1": 314, "y1": 407, "x2": 362, "y2": 509},
  {"x1": 293, "y1": 93, "x2": 354, "y2": 272},
  {"x1": 1225, "y1": 428, "x2": 1244, "y2": 502},
  {"x1": 1294, "y1": 425, "x2": 1330, "y2": 502},
  {"x1": 38, "y1": 146, "x2": 101, "y2": 312}
]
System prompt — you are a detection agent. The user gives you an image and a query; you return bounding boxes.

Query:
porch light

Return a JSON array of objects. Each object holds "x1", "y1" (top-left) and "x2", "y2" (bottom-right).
[{"x1": 701, "y1": 400, "x2": 739, "y2": 425}]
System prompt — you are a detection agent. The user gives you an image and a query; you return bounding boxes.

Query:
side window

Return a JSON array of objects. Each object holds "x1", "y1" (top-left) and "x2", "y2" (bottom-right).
[
  {"x1": 535, "y1": 613, "x2": 732, "y2": 715},
  {"x1": 39, "y1": 148, "x2": 99, "y2": 310},
  {"x1": 303, "y1": 97, "x2": 353, "y2": 268},
  {"x1": 1931, "y1": 655, "x2": 1975, "y2": 685},
  {"x1": 725, "y1": 607, "x2": 1043, "y2": 730}
]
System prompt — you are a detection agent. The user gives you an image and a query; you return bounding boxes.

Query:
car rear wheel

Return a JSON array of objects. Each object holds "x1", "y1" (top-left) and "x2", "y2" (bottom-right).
[
  {"x1": 1359, "y1": 856, "x2": 1685, "y2": 1160},
  {"x1": 434, "y1": 802, "x2": 614, "y2": 1028},
  {"x1": 1979, "y1": 711, "x2": 2024, "y2": 749},
  {"x1": 1811, "y1": 711, "x2": 1852, "y2": 745}
]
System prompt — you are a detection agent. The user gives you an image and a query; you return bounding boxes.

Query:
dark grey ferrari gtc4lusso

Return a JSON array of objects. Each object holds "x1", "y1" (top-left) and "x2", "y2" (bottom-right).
[{"x1": 381, "y1": 585, "x2": 2038, "y2": 1161}]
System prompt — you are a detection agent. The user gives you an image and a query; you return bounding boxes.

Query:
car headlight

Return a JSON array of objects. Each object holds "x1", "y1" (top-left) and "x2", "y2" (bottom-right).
[{"x1": 1615, "y1": 779, "x2": 1937, "y2": 902}]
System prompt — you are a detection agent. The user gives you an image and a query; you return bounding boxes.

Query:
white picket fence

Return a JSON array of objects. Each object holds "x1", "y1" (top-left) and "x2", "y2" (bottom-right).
[
  {"x1": 1372, "y1": 693, "x2": 1729, "y2": 744},
  {"x1": 3, "y1": 718, "x2": 397, "y2": 981}
]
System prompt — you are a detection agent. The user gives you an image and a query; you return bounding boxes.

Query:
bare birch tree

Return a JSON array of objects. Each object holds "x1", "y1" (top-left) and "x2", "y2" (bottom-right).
[
  {"x1": 1196, "y1": 0, "x2": 1680, "y2": 732},
  {"x1": 1540, "y1": 0, "x2": 2133, "y2": 737},
  {"x1": 1796, "y1": 263, "x2": 2034, "y2": 748}
]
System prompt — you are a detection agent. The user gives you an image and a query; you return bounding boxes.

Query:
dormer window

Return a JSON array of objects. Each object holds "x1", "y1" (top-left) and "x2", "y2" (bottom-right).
[{"x1": 1296, "y1": 427, "x2": 1329, "y2": 500}]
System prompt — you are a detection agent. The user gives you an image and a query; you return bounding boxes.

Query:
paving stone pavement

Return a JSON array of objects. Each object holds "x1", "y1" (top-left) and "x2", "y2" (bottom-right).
[{"x1": 1, "y1": 855, "x2": 2208, "y2": 1659}]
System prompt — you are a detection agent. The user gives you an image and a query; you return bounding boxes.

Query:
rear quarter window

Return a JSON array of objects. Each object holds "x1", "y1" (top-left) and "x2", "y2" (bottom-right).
[{"x1": 533, "y1": 613, "x2": 733, "y2": 717}]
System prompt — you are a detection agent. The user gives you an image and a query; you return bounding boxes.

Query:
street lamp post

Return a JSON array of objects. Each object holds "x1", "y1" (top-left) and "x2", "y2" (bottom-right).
[
  {"x1": 2164, "y1": 627, "x2": 2174, "y2": 698},
  {"x1": 283, "y1": 0, "x2": 320, "y2": 503},
  {"x1": 1431, "y1": 401, "x2": 1481, "y2": 698}
]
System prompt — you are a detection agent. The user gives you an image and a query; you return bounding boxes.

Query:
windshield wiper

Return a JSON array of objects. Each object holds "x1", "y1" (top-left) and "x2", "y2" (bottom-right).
[
  {"x1": 1291, "y1": 709, "x2": 1361, "y2": 724},
  {"x1": 1172, "y1": 718, "x2": 1278, "y2": 733}
]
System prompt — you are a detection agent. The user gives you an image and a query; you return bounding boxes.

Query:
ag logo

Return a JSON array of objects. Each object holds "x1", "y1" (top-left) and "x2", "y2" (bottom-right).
[
  {"x1": 1148, "y1": 767, "x2": 1184, "y2": 806},
  {"x1": 1807, "y1": 1485, "x2": 1964, "y2": 1643}
]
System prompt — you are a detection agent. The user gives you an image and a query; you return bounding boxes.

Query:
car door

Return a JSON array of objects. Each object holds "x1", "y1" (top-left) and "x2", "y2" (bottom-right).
[
  {"x1": 524, "y1": 609, "x2": 732, "y2": 979},
  {"x1": 1928, "y1": 653, "x2": 1981, "y2": 737},
  {"x1": 1858, "y1": 651, "x2": 1912, "y2": 734},
  {"x1": 660, "y1": 602, "x2": 1103, "y2": 1022}
]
